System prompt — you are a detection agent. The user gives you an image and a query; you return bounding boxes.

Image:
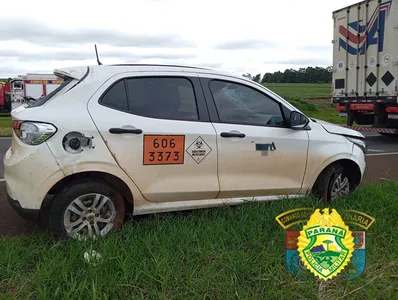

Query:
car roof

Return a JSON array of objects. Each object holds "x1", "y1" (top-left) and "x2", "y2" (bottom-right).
[{"x1": 53, "y1": 63, "x2": 248, "y2": 82}]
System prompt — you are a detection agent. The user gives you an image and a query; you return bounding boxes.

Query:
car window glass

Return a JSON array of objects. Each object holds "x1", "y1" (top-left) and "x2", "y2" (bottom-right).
[
  {"x1": 101, "y1": 80, "x2": 129, "y2": 111},
  {"x1": 209, "y1": 80, "x2": 285, "y2": 126},
  {"x1": 126, "y1": 77, "x2": 199, "y2": 121}
]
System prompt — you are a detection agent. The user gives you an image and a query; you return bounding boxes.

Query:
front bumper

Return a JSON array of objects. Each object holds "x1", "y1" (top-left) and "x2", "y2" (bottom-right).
[
  {"x1": 351, "y1": 141, "x2": 367, "y2": 184},
  {"x1": 7, "y1": 191, "x2": 40, "y2": 222}
]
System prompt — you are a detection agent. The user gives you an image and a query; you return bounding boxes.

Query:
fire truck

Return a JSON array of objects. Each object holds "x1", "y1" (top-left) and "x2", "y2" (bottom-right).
[
  {"x1": 9, "y1": 74, "x2": 63, "y2": 110},
  {"x1": 0, "y1": 80, "x2": 12, "y2": 113},
  {"x1": 1, "y1": 74, "x2": 63, "y2": 112}
]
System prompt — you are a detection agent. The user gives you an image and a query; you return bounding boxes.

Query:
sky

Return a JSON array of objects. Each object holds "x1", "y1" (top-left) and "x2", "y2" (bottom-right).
[{"x1": 0, "y1": 0, "x2": 354, "y2": 78}]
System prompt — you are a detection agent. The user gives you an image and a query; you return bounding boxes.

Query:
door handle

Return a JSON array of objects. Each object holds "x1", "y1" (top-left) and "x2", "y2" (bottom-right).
[
  {"x1": 220, "y1": 132, "x2": 246, "y2": 138},
  {"x1": 109, "y1": 128, "x2": 143, "y2": 134}
]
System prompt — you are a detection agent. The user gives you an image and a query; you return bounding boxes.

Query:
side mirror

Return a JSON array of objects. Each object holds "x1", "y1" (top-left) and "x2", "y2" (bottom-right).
[{"x1": 290, "y1": 111, "x2": 309, "y2": 129}]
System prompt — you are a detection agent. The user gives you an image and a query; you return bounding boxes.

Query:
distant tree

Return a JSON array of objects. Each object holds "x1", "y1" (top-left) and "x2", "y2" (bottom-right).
[
  {"x1": 242, "y1": 73, "x2": 252, "y2": 80},
  {"x1": 253, "y1": 66, "x2": 332, "y2": 84},
  {"x1": 261, "y1": 73, "x2": 273, "y2": 83},
  {"x1": 252, "y1": 73, "x2": 261, "y2": 83}
]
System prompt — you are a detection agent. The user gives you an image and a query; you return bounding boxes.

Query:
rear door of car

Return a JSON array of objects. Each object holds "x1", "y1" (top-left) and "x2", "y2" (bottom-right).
[
  {"x1": 198, "y1": 74, "x2": 309, "y2": 198},
  {"x1": 87, "y1": 71, "x2": 219, "y2": 203}
]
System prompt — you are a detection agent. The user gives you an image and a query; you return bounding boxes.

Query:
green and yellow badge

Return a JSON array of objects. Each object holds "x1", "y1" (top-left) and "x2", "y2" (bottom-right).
[
  {"x1": 276, "y1": 207, "x2": 375, "y2": 281},
  {"x1": 297, "y1": 208, "x2": 355, "y2": 280}
]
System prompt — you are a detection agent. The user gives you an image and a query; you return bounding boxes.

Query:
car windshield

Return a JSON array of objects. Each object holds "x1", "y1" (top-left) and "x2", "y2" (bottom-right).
[{"x1": 26, "y1": 77, "x2": 75, "y2": 108}]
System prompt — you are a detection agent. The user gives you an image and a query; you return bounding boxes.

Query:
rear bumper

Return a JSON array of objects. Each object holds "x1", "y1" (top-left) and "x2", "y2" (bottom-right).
[
  {"x1": 6, "y1": 190, "x2": 40, "y2": 222},
  {"x1": 3, "y1": 137, "x2": 65, "y2": 211}
]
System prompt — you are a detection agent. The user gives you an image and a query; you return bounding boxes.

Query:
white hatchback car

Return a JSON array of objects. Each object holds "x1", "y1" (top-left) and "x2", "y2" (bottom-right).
[{"x1": 4, "y1": 64, "x2": 366, "y2": 239}]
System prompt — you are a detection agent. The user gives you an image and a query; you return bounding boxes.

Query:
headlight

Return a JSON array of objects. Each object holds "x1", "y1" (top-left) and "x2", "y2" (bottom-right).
[
  {"x1": 346, "y1": 136, "x2": 367, "y2": 154},
  {"x1": 13, "y1": 121, "x2": 57, "y2": 145}
]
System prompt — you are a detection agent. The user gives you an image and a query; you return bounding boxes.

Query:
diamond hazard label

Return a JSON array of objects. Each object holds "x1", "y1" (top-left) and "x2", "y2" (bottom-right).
[{"x1": 186, "y1": 136, "x2": 212, "y2": 164}]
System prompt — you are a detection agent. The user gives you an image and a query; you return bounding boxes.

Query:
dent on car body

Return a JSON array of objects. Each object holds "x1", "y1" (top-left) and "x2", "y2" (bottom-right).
[{"x1": 311, "y1": 119, "x2": 365, "y2": 139}]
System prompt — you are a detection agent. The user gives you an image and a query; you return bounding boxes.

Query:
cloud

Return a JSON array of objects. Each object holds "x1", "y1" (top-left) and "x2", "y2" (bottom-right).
[
  {"x1": 266, "y1": 58, "x2": 332, "y2": 66},
  {"x1": 213, "y1": 39, "x2": 277, "y2": 50},
  {"x1": 298, "y1": 45, "x2": 332, "y2": 52},
  {"x1": 0, "y1": 49, "x2": 197, "y2": 62},
  {"x1": 196, "y1": 62, "x2": 224, "y2": 69},
  {"x1": 0, "y1": 65, "x2": 50, "y2": 78},
  {"x1": 0, "y1": 19, "x2": 196, "y2": 48}
]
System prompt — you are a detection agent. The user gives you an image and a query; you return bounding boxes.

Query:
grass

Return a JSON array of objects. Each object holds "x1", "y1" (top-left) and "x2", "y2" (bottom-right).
[
  {"x1": 0, "y1": 117, "x2": 12, "y2": 137},
  {"x1": 284, "y1": 97, "x2": 343, "y2": 124},
  {"x1": 263, "y1": 83, "x2": 332, "y2": 99},
  {"x1": 261, "y1": 83, "x2": 343, "y2": 124},
  {"x1": 0, "y1": 181, "x2": 397, "y2": 299}
]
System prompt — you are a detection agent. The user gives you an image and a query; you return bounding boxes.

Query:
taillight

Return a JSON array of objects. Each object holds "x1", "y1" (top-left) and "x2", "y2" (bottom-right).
[
  {"x1": 12, "y1": 120, "x2": 22, "y2": 129},
  {"x1": 13, "y1": 121, "x2": 57, "y2": 145}
]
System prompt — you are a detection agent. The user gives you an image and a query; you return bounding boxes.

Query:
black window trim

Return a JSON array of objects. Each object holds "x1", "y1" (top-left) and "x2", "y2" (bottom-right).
[
  {"x1": 199, "y1": 77, "x2": 293, "y2": 129},
  {"x1": 98, "y1": 75, "x2": 210, "y2": 123}
]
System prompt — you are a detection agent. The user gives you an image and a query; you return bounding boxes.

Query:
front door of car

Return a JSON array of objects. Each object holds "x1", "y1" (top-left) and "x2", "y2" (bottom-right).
[
  {"x1": 87, "y1": 72, "x2": 219, "y2": 203},
  {"x1": 199, "y1": 76, "x2": 309, "y2": 198}
]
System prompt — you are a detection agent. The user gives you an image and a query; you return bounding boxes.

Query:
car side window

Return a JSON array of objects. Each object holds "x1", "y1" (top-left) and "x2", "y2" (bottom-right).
[
  {"x1": 100, "y1": 80, "x2": 129, "y2": 111},
  {"x1": 125, "y1": 77, "x2": 199, "y2": 121},
  {"x1": 209, "y1": 80, "x2": 285, "y2": 127}
]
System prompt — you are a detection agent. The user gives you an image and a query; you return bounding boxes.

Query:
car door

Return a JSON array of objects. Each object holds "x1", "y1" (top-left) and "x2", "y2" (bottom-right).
[
  {"x1": 199, "y1": 75, "x2": 309, "y2": 198},
  {"x1": 87, "y1": 71, "x2": 219, "y2": 203}
]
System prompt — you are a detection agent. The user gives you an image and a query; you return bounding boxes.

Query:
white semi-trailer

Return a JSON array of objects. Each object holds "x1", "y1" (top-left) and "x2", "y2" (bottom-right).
[{"x1": 332, "y1": 0, "x2": 398, "y2": 135}]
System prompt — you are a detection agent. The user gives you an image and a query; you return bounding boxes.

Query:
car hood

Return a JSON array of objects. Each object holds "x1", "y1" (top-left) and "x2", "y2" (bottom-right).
[{"x1": 311, "y1": 118, "x2": 365, "y2": 139}]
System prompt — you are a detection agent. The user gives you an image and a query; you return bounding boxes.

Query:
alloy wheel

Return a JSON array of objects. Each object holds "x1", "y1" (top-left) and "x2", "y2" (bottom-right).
[
  {"x1": 330, "y1": 173, "x2": 350, "y2": 200},
  {"x1": 63, "y1": 193, "x2": 117, "y2": 239}
]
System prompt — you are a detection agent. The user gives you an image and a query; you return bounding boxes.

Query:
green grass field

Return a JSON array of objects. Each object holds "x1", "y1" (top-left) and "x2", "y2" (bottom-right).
[
  {"x1": 283, "y1": 97, "x2": 342, "y2": 124},
  {"x1": 0, "y1": 117, "x2": 12, "y2": 137},
  {"x1": 263, "y1": 83, "x2": 332, "y2": 99},
  {"x1": 261, "y1": 83, "x2": 342, "y2": 124},
  {"x1": 1, "y1": 181, "x2": 397, "y2": 299}
]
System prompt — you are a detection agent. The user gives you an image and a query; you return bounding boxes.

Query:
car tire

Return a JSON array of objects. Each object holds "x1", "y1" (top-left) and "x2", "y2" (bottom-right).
[
  {"x1": 48, "y1": 178, "x2": 125, "y2": 239},
  {"x1": 312, "y1": 163, "x2": 352, "y2": 203}
]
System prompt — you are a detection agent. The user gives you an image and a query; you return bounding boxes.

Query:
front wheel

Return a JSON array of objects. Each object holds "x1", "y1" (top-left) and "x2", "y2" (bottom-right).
[
  {"x1": 48, "y1": 178, "x2": 125, "y2": 239},
  {"x1": 312, "y1": 163, "x2": 353, "y2": 203}
]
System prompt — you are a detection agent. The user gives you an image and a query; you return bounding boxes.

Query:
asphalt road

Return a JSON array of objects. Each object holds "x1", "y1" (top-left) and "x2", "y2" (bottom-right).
[
  {"x1": 1, "y1": 133, "x2": 398, "y2": 238},
  {"x1": 363, "y1": 132, "x2": 398, "y2": 154}
]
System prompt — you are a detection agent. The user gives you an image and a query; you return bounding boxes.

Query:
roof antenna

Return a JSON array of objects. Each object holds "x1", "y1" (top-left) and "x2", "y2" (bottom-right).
[{"x1": 94, "y1": 44, "x2": 102, "y2": 65}]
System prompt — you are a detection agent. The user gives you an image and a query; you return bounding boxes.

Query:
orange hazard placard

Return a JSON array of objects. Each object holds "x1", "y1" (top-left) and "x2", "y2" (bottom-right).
[{"x1": 143, "y1": 135, "x2": 185, "y2": 165}]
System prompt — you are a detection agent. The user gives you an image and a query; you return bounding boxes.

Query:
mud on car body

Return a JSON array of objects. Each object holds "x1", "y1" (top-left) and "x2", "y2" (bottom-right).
[{"x1": 4, "y1": 64, "x2": 367, "y2": 239}]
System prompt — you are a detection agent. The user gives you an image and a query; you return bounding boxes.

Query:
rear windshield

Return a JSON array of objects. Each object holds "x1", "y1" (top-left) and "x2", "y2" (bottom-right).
[{"x1": 26, "y1": 77, "x2": 75, "y2": 108}]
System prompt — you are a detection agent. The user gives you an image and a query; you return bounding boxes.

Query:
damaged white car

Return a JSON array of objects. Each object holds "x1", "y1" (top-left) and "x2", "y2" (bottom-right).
[{"x1": 4, "y1": 64, "x2": 366, "y2": 239}]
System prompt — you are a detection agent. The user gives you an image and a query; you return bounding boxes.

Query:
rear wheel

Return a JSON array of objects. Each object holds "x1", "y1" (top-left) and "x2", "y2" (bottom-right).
[
  {"x1": 312, "y1": 163, "x2": 352, "y2": 203},
  {"x1": 48, "y1": 178, "x2": 125, "y2": 239}
]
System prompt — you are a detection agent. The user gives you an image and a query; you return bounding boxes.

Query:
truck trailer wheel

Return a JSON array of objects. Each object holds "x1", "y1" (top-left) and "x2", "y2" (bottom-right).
[{"x1": 48, "y1": 178, "x2": 125, "y2": 239}]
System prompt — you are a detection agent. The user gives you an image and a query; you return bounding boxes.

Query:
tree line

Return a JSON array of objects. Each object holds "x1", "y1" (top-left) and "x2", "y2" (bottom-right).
[{"x1": 242, "y1": 66, "x2": 332, "y2": 84}]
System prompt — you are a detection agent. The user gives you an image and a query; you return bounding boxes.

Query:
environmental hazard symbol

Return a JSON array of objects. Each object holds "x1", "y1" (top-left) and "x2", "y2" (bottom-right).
[{"x1": 186, "y1": 136, "x2": 212, "y2": 164}]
